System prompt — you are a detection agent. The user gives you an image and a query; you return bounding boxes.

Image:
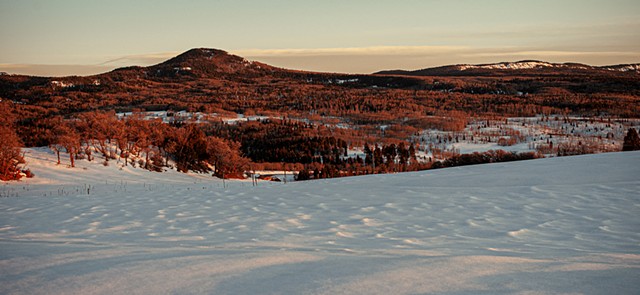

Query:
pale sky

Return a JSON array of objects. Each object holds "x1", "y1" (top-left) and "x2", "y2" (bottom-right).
[{"x1": 1, "y1": 0, "x2": 638, "y2": 76}]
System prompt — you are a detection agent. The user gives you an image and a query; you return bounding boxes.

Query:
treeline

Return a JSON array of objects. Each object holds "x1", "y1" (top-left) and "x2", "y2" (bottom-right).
[
  {"x1": 295, "y1": 148, "x2": 540, "y2": 181},
  {"x1": 0, "y1": 99, "x2": 632, "y2": 182},
  {"x1": 431, "y1": 150, "x2": 540, "y2": 169},
  {"x1": 15, "y1": 109, "x2": 249, "y2": 178},
  {"x1": 11, "y1": 108, "x2": 424, "y2": 179},
  {"x1": 204, "y1": 119, "x2": 424, "y2": 174},
  {"x1": 10, "y1": 108, "x2": 427, "y2": 180},
  {"x1": 205, "y1": 119, "x2": 349, "y2": 164},
  {"x1": 294, "y1": 141, "x2": 421, "y2": 181}
]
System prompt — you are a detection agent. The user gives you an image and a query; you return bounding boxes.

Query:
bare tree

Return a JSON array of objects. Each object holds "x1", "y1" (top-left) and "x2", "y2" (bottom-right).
[{"x1": 49, "y1": 119, "x2": 81, "y2": 167}]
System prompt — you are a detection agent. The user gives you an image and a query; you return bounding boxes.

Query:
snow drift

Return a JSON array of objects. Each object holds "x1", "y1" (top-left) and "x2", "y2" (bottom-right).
[{"x1": 1, "y1": 148, "x2": 639, "y2": 294}]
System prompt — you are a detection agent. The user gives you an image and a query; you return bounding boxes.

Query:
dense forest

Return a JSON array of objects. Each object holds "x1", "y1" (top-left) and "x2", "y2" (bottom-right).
[{"x1": 1, "y1": 48, "x2": 639, "y2": 180}]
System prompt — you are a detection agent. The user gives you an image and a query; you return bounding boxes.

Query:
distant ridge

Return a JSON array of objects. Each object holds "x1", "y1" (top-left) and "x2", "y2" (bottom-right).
[
  {"x1": 0, "y1": 47, "x2": 428, "y2": 98},
  {"x1": 1, "y1": 48, "x2": 637, "y2": 98},
  {"x1": 376, "y1": 60, "x2": 640, "y2": 76}
]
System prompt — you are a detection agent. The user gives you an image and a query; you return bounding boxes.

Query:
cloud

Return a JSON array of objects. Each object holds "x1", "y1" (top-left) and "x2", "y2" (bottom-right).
[
  {"x1": 100, "y1": 52, "x2": 180, "y2": 67},
  {"x1": 465, "y1": 50, "x2": 640, "y2": 58},
  {"x1": 234, "y1": 46, "x2": 640, "y2": 73},
  {"x1": 0, "y1": 64, "x2": 114, "y2": 77},
  {"x1": 0, "y1": 51, "x2": 181, "y2": 76},
  {"x1": 233, "y1": 46, "x2": 469, "y2": 57}
]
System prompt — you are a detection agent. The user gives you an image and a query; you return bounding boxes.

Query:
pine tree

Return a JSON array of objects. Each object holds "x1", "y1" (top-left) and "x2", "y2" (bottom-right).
[
  {"x1": 408, "y1": 143, "x2": 417, "y2": 165},
  {"x1": 296, "y1": 168, "x2": 310, "y2": 181},
  {"x1": 364, "y1": 143, "x2": 373, "y2": 167},
  {"x1": 622, "y1": 128, "x2": 640, "y2": 151}
]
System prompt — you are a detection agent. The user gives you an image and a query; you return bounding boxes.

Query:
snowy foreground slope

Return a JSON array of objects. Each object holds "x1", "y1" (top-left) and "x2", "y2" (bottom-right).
[{"x1": 1, "y1": 149, "x2": 639, "y2": 294}]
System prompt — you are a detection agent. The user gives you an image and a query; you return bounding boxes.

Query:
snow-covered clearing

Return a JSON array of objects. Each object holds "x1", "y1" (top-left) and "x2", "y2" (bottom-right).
[
  {"x1": 416, "y1": 116, "x2": 640, "y2": 161},
  {"x1": 116, "y1": 110, "x2": 276, "y2": 125},
  {"x1": 1, "y1": 148, "x2": 639, "y2": 294}
]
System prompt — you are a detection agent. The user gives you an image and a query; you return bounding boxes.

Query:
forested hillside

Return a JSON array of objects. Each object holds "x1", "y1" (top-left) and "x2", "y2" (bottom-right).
[{"x1": 1, "y1": 48, "x2": 639, "y2": 180}]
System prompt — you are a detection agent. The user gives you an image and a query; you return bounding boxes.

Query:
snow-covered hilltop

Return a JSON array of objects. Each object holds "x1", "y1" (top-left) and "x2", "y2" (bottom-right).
[
  {"x1": 600, "y1": 63, "x2": 640, "y2": 72},
  {"x1": 376, "y1": 60, "x2": 640, "y2": 76},
  {"x1": 456, "y1": 60, "x2": 584, "y2": 71},
  {"x1": 456, "y1": 60, "x2": 640, "y2": 72},
  {"x1": 1, "y1": 149, "x2": 639, "y2": 294}
]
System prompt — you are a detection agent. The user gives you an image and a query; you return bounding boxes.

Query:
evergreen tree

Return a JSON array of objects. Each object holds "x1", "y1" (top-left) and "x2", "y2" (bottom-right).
[
  {"x1": 364, "y1": 143, "x2": 373, "y2": 166},
  {"x1": 373, "y1": 145, "x2": 383, "y2": 171},
  {"x1": 296, "y1": 168, "x2": 311, "y2": 181},
  {"x1": 622, "y1": 128, "x2": 640, "y2": 151},
  {"x1": 408, "y1": 143, "x2": 417, "y2": 164}
]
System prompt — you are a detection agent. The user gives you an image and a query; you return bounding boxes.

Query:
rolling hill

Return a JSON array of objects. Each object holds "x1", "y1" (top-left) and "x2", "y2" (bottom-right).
[
  {"x1": 376, "y1": 60, "x2": 640, "y2": 76},
  {"x1": 1, "y1": 148, "x2": 639, "y2": 294}
]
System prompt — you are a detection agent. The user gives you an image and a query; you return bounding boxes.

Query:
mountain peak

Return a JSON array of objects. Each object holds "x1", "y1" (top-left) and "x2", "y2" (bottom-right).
[
  {"x1": 149, "y1": 48, "x2": 273, "y2": 78},
  {"x1": 164, "y1": 48, "x2": 229, "y2": 64},
  {"x1": 159, "y1": 48, "x2": 237, "y2": 68}
]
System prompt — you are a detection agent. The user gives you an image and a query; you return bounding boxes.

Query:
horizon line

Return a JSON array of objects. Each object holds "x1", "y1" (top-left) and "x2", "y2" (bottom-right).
[{"x1": 1, "y1": 46, "x2": 639, "y2": 77}]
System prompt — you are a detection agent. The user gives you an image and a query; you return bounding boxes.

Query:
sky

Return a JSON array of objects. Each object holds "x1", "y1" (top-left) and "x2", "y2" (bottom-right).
[{"x1": 0, "y1": 0, "x2": 639, "y2": 76}]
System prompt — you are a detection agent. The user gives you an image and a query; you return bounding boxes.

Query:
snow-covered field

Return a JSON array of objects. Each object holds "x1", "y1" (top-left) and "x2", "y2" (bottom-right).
[
  {"x1": 1, "y1": 148, "x2": 639, "y2": 294},
  {"x1": 416, "y1": 117, "x2": 640, "y2": 160}
]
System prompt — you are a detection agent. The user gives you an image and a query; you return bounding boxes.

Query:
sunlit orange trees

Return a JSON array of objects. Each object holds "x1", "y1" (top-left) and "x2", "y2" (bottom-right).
[{"x1": 0, "y1": 102, "x2": 26, "y2": 180}]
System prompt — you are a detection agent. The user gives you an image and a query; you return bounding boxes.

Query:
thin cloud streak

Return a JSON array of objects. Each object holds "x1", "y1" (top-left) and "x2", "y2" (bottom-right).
[
  {"x1": 100, "y1": 52, "x2": 181, "y2": 66},
  {"x1": 238, "y1": 46, "x2": 640, "y2": 73},
  {"x1": 0, "y1": 64, "x2": 113, "y2": 77},
  {"x1": 1, "y1": 46, "x2": 637, "y2": 76},
  {"x1": 236, "y1": 46, "x2": 640, "y2": 61},
  {"x1": 464, "y1": 51, "x2": 640, "y2": 58},
  {"x1": 233, "y1": 46, "x2": 468, "y2": 57}
]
